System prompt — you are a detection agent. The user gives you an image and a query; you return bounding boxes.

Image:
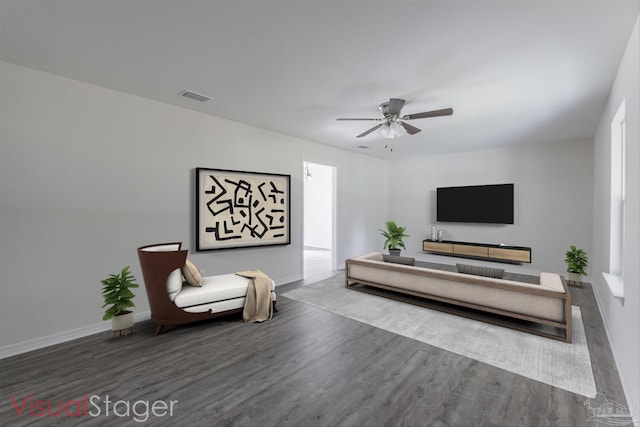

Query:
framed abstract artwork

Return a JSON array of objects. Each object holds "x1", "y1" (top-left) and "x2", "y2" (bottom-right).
[{"x1": 196, "y1": 168, "x2": 291, "y2": 251}]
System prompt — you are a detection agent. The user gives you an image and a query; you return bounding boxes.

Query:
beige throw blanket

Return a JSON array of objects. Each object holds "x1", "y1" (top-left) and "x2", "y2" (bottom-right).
[{"x1": 236, "y1": 269, "x2": 273, "y2": 322}]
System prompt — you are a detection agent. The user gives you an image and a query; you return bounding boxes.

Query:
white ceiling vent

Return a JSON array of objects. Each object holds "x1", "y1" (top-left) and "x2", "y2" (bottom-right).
[{"x1": 179, "y1": 90, "x2": 210, "y2": 102}]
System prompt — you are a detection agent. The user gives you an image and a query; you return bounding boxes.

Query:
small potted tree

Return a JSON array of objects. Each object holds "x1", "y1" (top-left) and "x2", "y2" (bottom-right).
[
  {"x1": 380, "y1": 220, "x2": 409, "y2": 256},
  {"x1": 564, "y1": 245, "x2": 588, "y2": 286},
  {"x1": 101, "y1": 266, "x2": 139, "y2": 336}
]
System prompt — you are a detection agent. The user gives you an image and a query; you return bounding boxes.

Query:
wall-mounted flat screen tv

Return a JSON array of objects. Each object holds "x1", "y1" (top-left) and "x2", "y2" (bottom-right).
[{"x1": 437, "y1": 184, "x2": 514, "y2": 224}]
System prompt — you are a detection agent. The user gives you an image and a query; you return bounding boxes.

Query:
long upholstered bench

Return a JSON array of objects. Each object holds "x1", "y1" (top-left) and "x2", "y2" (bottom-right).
[
  {"x1": 345, "y1": 252, "x2": 572, "y2": 342},
  {"x1": 138, "y1": 242, "x2": 276, "y2": 335}
]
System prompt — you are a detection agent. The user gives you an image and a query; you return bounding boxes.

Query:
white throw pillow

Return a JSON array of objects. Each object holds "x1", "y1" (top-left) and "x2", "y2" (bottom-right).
[
  {"x1": 166, "y1": 268, "x2": 183, "y2": 301},
  {"x1": 182, "y1": 259, "x2": 203, "y2": 287}
]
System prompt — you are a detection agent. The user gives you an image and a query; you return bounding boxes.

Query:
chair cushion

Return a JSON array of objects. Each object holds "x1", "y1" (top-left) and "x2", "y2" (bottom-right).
[
  {"x1": 182, "y1": 259, "x2": 202, "y2": 286},
  {"x1": 181, "y1": 292, "x2": 277, "y2": 314},
  {"x1": 383, "y1": 254, "x2": 415, "y2": 265},
  {"x1": 166, "y1": 268, "x2": 184, "y2": 301},
  {"x1": 173, "y1": 274, "x2": 275, "y2": 308},
  {"x1": 456, "y1": 263, "x2": 504, "y2": 279},
  {"x1": 141, "y1": 243, "x2": 181, "y2": 252}
]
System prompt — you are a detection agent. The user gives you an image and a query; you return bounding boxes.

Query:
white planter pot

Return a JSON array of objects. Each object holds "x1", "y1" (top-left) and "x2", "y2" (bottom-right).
[
  {"x1": 567, "y1": 272, "x2": 583, "y2": 284},
  {"x1": 111, "y1": 311, "x2": 134, "y2": 334}
]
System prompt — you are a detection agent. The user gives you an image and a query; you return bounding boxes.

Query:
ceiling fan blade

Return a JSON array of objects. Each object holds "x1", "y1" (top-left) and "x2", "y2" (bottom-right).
[
  {"x1": 388, "y1": 98, "x2": 405, "y2": 116},
  {"x1": 402, "y1": 107, "x2": 454, "y2": 120},
  {"x1": 356, "y1": 123, "x2": 384, "y2": 138},
  {"x1": 336, "y1": 118, "x2": 380, "y2": 121},
  {"x1": 399, "y1": 121, "x2": 421, "y2": 135}
]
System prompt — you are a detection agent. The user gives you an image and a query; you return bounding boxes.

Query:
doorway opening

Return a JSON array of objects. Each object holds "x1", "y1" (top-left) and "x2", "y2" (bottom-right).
[{"x1": 303, "y1": 161, "x2": 336, "y2": 283}]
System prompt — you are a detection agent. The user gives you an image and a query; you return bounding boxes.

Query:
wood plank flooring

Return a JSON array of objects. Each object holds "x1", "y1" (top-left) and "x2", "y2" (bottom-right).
[{"x1": 0, "y1": 270, "x2": 628, "y2": 426}]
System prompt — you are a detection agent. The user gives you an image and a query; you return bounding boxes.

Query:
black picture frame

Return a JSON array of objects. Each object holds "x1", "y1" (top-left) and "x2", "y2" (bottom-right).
[{"x1": 196, "y1": 167, "x2": 291, "y2": 251}]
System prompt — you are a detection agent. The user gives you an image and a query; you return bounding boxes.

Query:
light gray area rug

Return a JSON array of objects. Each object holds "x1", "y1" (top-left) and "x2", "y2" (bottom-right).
[{"x1": 282, "y1": 274, "x2": 597, "y2": 398}]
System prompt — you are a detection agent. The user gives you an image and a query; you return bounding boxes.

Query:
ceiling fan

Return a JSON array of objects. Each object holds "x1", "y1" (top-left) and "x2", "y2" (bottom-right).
[{"x1": 337, "y1": 98, "x2": 453, "y2": 138}]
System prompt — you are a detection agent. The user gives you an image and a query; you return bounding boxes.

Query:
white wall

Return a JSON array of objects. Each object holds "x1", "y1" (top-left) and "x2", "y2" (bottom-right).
[
  {"x1": 592, "y1": 17, "x2": 640, "y2": 420},
  {"x1": 303, "y1": 162, "x2": 333, "y2": 249},
  {"x1": 387, "y1": 139, "x2": 594, "y2": 275},
  {"x1": 0, "y1": 61, "x2": 388, "y2": 348}
]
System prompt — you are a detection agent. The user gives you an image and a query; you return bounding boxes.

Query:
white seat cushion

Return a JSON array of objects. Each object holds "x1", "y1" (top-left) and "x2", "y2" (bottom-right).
[
  {"x1": 182, "y1": 293, "x2": 277, "y2": 314},
  {"x1": 166, "y1": 268, "x2": 184, "y2": 301},
  {"x1": 141, "y1": 243, "x2": 181, "y2": 252},
  {"x1": 173, "y1": 273, "x2": 275, "y2": 308}
]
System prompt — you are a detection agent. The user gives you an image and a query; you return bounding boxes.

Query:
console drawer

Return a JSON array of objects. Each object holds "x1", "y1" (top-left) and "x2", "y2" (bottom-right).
[
  {"x1": 453, "y1": 244, "x2": 489, "y2": 258},
  {"x1": 488, "y1": 247, "x2": 531, "y2": 263},
  {"x1": 423, "y1": 241, "x2": 453, "y2": 254}
]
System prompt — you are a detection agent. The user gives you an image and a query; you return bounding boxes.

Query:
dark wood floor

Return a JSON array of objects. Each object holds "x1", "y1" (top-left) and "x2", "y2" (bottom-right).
[{"x1": 0, "y1": 274, "x2": 627, "y2": 426}]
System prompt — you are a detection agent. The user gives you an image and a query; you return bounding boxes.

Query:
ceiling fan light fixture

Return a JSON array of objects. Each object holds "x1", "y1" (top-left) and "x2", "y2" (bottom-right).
[
  {"x1": 379, "y1": 121, "x2": 405, "y2": 139},
  {"x1": 390, "y1": 121, "x2": 406, "y2": 137},
  {"x1": 379, "y1": 124, "x2": 390, "y2": 138},
  {"x1": 337, "y1": 98, "x2": 452, "y2": 139}
]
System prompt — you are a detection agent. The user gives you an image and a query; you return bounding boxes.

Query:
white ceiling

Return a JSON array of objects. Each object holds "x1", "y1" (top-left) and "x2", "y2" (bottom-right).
[{"x1": 1, "y1": 0, "x2": 638, "y2": 159}]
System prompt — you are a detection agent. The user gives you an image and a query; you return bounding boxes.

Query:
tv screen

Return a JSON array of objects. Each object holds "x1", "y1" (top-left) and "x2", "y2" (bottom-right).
[{"x1": 437, "y1": 184, "x2": 514, "y2": 224}]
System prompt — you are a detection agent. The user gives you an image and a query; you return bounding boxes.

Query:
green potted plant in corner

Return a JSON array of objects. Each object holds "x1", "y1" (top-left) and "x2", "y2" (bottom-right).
[
  {"x1": 380, "y1": 220, "x2": 409, "y2": 256},
  {"x1": 101, "y1": 266, "x2": 139, "y2": 336},
  {"x1": 564, "y1": 245, "x2": 588, "y2": 285}
]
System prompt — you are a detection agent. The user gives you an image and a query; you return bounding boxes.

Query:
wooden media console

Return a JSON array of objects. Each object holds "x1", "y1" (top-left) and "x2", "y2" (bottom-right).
[{"x1": 423, "y1": 239, "x2": 532, "y2": 264}]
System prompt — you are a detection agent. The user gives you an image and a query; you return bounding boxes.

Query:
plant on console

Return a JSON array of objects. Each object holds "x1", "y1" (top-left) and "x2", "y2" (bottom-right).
[{"x1": 380, "y1": 220, "x2": 409, "y2": 256}]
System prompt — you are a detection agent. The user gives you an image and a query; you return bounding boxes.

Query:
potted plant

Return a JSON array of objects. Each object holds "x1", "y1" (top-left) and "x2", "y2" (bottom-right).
[
  {"x1": 564, "y1": 245, "x2": 588, "y2": 285},
  {"x1": 379, "y1": 220, "x2": 409, "y2": 256},
  {"x1": 101, "y1": 266, "x2": 139, "y2": 335}
]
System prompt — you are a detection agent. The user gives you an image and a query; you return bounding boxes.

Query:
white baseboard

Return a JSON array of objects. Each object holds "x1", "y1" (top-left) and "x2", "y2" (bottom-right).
[
  {"x1": 591, "y1": 283, "x2": 639, "y2": 426},
  {"x1": 0, "y1": 275, "x2": 300, "y2": 360},
  {"x1": 0, "y1": 311, "x2": 151, "y2": 360},
  {"x1": 0, "y1": 275, "x2": 302, "y2": 360}
]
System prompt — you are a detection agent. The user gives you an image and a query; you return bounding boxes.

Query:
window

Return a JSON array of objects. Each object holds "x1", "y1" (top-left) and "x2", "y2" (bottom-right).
[{"x1": 604, "y1": 100, "x2": 625, "y2": 300}]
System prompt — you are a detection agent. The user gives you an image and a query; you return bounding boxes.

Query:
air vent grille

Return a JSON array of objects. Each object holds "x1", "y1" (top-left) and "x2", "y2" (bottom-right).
[{"x1": 179, "y1": 90, "x2": 210, "y2": 102}]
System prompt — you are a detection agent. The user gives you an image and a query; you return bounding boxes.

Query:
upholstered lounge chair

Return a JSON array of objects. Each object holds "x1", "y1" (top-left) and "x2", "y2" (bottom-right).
[{"x1": 137, "y1": 242, "x2": 277, "y2": 335}]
